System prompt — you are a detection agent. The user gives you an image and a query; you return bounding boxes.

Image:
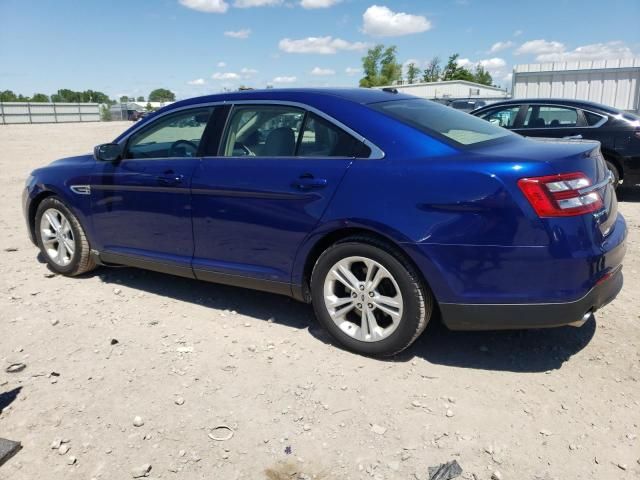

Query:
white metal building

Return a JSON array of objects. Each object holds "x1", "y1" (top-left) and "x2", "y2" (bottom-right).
[
  {"x1": 512, "y1": 59, "x2": 640, "y2": 113},
  {"x1": 375, "y1": 80, "x2": 509, "y2": 100}
]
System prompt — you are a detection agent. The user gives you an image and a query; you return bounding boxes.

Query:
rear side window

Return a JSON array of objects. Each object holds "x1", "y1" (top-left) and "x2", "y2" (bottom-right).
[
  {"x1": 299, "y1": 113, "x2": 367, "y2": 157},
  {"x1": 583, "y1": 111, "x2": 606, "y2": 127},
  {"x1": 222, "y1": 105, "x2": 304, "y2": 157},
  {"x1": 523, "y1": 105, "x2": 578, "y2": 128},
  {"x1": 370, "y1": 98, "x2": 513, "y2": 146},
  {"x1": 479, "y1": 106, "x2": 521, "y2": 128}
]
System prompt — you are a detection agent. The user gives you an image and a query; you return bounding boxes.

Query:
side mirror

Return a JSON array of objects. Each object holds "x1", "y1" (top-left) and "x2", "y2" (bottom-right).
[{"x1": 94, "y1": 143, "x2": 122, "y2": 162}]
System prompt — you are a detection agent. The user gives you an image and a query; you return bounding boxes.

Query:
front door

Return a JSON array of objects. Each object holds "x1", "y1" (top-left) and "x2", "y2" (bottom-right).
[
  {"x1": 190, "y1": 104, "x2": 369, "y2": 289},
  {"x1": 90, "y1": 107, "x2": 214, "y2": 271}
]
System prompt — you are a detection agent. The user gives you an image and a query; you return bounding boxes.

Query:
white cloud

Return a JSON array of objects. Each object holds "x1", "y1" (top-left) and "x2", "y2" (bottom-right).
[
  {"x1": 513, "y1": 29, "x2": 523, "y2": 37},
  {"x1": 272, "y1": 76, "x2": 297, "y2": 83},
  {"x1": 187, "y1": 78, "x2": 206, "y2": 85},
  {"x1": 217, "y1": 61, "x2": 227, "y2": 67},
  {"x1": 179, "y1": 0, "x2": 229, "y2": 13},
  {"x1": 535, "y1": 41, "x2": 637, "y2": 62},
  {"x1": 478, "y1": 57, "x2": 507, "y2": 70},
  {"x1": 212, "y1": 72, "x2": 241, "y2": 80},
  {"x1": 234, "y1": 0, "x2": 282, "y2": 7},
  {"x1": 224, "y1": 28, "x2": 251, "y2": 39},
  {"x1": 240, "y1": 67, "x2": 258, "y2": 75},
  {"x1": 300, "y1": 0, "x2": 340, "y2": 7},
  {"x1": 362, "y1": 5, "x2": 431, "y2": 37},
  {"x1": 489, "y1": 41, "x2": 514, "y2": 53},
  {"x1": 279, "y1": 36, "x2": 369, "y2": 54},
  {"x1": 515, "y1": 39, "x2": 565, "y2": 56},
  {"x1": 310, "y1": 67, "x2": 335, "y2": 76},
  {"x1": 345, "y1": 66, "x2": 361, "y2": 76}
]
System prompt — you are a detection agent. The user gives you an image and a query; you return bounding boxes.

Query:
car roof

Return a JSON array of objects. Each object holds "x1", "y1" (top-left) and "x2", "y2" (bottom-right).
[
  {"x1": 163, "y1": 88, "x2": 416, "y2": 112},
  {"x1": 473, "y1": 98, "x2": 622, "y2": 115}
]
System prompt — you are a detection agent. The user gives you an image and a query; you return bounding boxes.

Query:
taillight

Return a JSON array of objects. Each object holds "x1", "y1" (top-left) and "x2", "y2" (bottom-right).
[{"x1": 518, "y1": 172, "x2": 603, "y2": 217}]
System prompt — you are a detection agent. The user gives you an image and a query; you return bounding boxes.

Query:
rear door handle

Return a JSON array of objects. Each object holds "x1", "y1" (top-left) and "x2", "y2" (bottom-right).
[{"x1": 292, "y1": 174, "x2": 328, "y2": 190}]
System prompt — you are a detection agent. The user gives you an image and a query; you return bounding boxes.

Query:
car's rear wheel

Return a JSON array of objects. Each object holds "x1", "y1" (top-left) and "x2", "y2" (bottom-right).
[
  {"x1": 605, "y1": 160, "x2": 621, "y2": 189},
  {"x1": 35, "y1": 197, "x2": 96, "y2": 276},
  {"x1": 311, "y1": 237, "x2": 432, "y2": 357}
]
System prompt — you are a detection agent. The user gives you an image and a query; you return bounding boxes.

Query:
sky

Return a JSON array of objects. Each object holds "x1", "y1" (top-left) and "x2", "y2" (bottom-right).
[{"x1": 1, "y1": 0, "x2": 639, "y2": 101}]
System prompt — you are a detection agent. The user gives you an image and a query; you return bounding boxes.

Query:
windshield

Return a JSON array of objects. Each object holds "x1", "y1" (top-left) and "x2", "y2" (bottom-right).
[{"x1": 370, "y1": 98, "x2": 513, "y2": 146}]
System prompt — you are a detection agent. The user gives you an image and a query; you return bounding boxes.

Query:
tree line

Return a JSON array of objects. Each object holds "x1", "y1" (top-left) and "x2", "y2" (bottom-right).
[
  {"x1": 360, "y1": 45, "x2": 495, "y2": 88},
  {"x1": 0, "y1": 88, "x2": 176, "y2": 104}
]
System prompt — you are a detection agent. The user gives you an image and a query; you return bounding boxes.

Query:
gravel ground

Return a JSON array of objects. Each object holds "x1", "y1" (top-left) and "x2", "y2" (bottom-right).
[{"x1": 0, "y1": 122, "x2": 639, "y2": 480}]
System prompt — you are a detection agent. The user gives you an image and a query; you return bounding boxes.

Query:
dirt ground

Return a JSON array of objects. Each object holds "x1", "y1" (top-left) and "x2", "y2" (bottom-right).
[{"x1": 0, "y1": 122, "x2": 639, "y2": 480}]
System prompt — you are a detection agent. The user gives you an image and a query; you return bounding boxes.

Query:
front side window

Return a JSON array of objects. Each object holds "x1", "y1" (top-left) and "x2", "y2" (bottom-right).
[
  {"x1": 126, "y1": 108, "x2": 213, "y2": 159},
  {"x1": 479, "y1": 106, "x2": 521, "y2": 129},
  {"x1": 222, "y1": 105, "x2": 304, "y2": 157},
  {"x1": 370, "y1": 98, "x2": 513, "y2": 146},
  {"x1": 523, "y1": 105, "x2": 578, "y2": 129}
]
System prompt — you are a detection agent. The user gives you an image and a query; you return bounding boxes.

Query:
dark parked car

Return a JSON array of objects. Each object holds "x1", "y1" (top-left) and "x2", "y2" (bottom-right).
[
  {"x1": 471, "y1": 99, "x2": 640, "y2": 187},
  {"x1": 23, "y1": 89, "x2": 626, "y2": 356},
  {"x1": 448, "y1": 98, "x2": 487, "y2": 112}
]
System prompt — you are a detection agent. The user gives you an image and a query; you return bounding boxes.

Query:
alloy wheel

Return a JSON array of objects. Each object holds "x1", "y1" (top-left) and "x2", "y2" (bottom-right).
[
  {"x1": 39, "y1": 208, "x2": 75, "y2": 267},
  {"x1": 323, "y1": 256, "x2": 404, "y2": 342}
]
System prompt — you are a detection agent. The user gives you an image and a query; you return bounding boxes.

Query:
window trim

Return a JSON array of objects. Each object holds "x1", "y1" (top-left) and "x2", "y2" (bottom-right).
[
  {"x1": 117, "y1": 100, "x2": 385, "y2": 160},
  {"x1": 122, "y1": 106, "x2": 214, "y2": 160}
]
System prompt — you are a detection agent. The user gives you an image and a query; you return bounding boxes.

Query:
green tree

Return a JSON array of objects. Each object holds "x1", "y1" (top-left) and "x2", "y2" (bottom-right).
[
  {"x1": 359, "y1": 44, "x2": 384, "y2": 87},
  {"x1": 145, "y1": 102, "x2": 154, "y2": 111},
  {"x1": 136, "y1": 96, "x2": 145, "y2": 102},
  {"x1": 119, "y1": 95, "x2": 129, "y2": 103},
  {"x1": 441, "y1": 54, "x2": 474, "y2": 82},
  {"x1": 422, "y1": 57, "x2": 441, "y2": 82},
  {"x1": 100, "y1": 105, "x2": 112, "y2": 121},
  {"x1": 0, "y1": 90, "x2": 18, "y2": 101},
  {"x1": 473, "y1": 64, "x2": 493, "y2": 86},
  {"x1": 148, "y1": 88, "x2": 176, "y2": 102},
  {"x1": 359, "y1": 44, "x2": 402, "y2": 87},
  {"x1": 406, "y1": 62, "x2": 420, "y2": 84},
  {"x1": 30, "y1": 93, "x2": 50, "y2": 102},
  {"x1": 380, "y1": 46, "x2": 402, "y2": 86}
]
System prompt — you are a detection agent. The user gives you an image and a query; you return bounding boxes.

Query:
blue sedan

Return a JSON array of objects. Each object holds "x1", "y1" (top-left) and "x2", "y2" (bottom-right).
[{"x1": 23, "y1": 88, "x2": 627, "y2": 356}]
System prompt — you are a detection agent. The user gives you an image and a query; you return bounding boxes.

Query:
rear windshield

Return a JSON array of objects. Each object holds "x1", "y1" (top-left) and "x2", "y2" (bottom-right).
[{"x1": 369, "y1": 98, "x2": 513, "y2": 146}]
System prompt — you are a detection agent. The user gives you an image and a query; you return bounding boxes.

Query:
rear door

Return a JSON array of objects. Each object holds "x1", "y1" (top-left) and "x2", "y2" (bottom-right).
[
  {"x1": 90, "y1": 107, "x2": 214, "y2": 269},
  {"x1": 190, "y1": 103, "x2": 369, "y2": 287}
]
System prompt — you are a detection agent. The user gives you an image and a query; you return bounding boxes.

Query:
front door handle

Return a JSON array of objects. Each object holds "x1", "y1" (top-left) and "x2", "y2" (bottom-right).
[
  {"x1": 563, "y1": 134, "x2": 583, "y2": 140},
  {"x1": 157, "y1": 173, "x2": 183, "y2": 186},
  {"x1": 293, "y1": 174, "x2": 328, "y2": 190}
]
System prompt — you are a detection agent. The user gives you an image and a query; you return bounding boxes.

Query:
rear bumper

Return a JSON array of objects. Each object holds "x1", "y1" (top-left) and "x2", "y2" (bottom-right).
[{"x1": 440, "y1": 267, "x2": 623, "y2": 330}]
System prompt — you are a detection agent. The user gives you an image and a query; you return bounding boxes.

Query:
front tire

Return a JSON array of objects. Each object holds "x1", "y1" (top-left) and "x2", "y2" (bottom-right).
[
  {"x1": 35, "y1": 197, "x2": 96, "y2": 276},
  {"x1": 311, "y1": 237, "x2": 432, "y2": 357}
]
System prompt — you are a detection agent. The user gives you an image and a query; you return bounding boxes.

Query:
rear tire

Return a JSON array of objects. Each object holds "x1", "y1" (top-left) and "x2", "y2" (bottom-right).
[
  {"x1": 35, "y1": 197, "x2": 96, "y2": 276},
  {"x1": 310, "y1": 236, "x2": 432, "y2": 357},
  {"x1": 605, "y1": 160, "x2": 621, "y2": 189}
]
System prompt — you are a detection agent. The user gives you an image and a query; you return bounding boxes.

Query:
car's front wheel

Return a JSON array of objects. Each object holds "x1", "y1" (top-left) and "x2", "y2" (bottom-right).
[
  {"x1": 35, "y1": 197, "x2": 96, "y2": 276},
  {"x1": 311, "y1": 237, "x2": 432, "y2": 357}
]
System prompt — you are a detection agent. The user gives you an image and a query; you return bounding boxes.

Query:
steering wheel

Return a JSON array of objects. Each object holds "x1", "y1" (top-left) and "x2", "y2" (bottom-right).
[
  {"x1": 168, "y1": 139, "x2": 198, "y2": 157},
  {"x1": 234, "y1": 142, "x2": 255, "y2": 156}
]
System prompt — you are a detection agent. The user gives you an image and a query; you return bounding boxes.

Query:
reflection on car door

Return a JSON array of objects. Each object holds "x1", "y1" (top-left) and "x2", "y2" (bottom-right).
[
  {"x1": 90, "y1": 107, "x2": 214, "y2": 274},
  {"x1": 190, "y1": 104, "x2": 368, "y2": 292}
]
